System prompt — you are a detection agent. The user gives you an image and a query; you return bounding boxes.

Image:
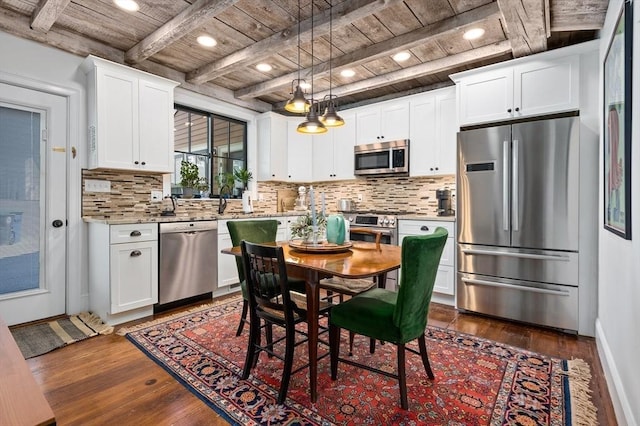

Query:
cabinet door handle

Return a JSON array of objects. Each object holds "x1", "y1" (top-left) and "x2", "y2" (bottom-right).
[
  {"x1": 515, "y1": 107, "x2": 520, "y2": 112},
  {"x1": 130, "y1": 230, "x2": 142, "y2": 237},
  {"x1": 134, "y1": 160, "x2": 139, "y2": 165},
  {"x1": 130, "y1": 250, "x2": 142, "y2": 257},
  {"x1": 507, "y1": 108, "x2": 512, "y2": 113},
  {"x1": 420, "y1": 226, "x2": 429, "y2": 231},
  {"x1": 141, "y1": 161, "x2": 146, "y2": 165}
]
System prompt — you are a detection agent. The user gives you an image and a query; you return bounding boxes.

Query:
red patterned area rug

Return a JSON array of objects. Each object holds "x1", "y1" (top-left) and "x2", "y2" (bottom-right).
[{"x1": 118, "y1": 296, "x2": 596, "y2": 425}]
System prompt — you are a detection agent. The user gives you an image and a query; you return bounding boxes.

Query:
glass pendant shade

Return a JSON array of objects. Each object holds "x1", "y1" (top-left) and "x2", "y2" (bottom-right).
[
  {"x1": 297, "y1": 104, "x2": 327, "y2": 134},
  {"x1": 320, "y1": 101, "x2": 344, "y2": 127},
  {"x1": 284, "y1": 82, "x2": 311, "y2": 113}
]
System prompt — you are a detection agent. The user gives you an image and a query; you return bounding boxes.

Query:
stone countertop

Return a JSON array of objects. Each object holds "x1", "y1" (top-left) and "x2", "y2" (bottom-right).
[
  {"x1": 82, "y1": 211, "x2": 306, "y2": 225},
  {"x1": 83, "y1": 212, "x2": 456, "y2": 225},
  {"x1": 396, "y1": 215, "x2": 456, "y2": 222}
]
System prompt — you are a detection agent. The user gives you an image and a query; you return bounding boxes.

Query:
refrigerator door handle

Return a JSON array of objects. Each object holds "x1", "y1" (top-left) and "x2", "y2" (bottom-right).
[
  {"x1": 503, "y1": 140, "x2": 510, "y2": 232},
  {"x1": 512, "y1": 139, "x2": 519, "y2": 232},
  {"x1": 461, "y1": 277, "x2": 572, "y2": 296},
  {"x1": 461, "y1": 248, "x2": 571, "y2": 262}
]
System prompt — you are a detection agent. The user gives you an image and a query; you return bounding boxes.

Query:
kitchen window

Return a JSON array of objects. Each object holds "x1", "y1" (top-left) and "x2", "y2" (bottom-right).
[{"x1": 173, "y1": 105, "x2": 247, "y2": 198}]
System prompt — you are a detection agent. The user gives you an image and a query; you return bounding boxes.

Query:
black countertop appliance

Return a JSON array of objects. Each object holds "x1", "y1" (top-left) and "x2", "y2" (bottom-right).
[{"x1": 436, "y1": 189, "x2": 454, "y2": 216}]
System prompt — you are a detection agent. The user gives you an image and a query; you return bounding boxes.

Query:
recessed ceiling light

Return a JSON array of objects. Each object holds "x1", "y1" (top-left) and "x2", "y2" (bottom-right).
[
  {"x1": 340, "y1": 69, "x2": 355, "y2": 78},
  {"x1": 256, "y1": 63, "x2": 273, "y2": 72},
  {"x1": 197, "y1": 35, "x2": 217, "y2": 47},
  {"x1": 114, "y1": 0, "x2": 139, "y2": 12},
  {"x1": 463, "y1": 28, "x2": 485, "y2": 40},
  {"x1": 392, "y1": 51, "x2": 411, "y2": 62}
]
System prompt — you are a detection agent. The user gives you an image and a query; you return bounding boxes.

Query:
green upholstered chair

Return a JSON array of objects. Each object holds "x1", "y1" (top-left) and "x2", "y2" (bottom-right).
[
  {"x1": 329, "y1": 227, "x2": 448, "y2": 410},
  {"x1": 240, "y1": 240, "x2": 331, "y2": 405},
  {"x1": 227, "y1": 220, "x2": 305, "y2": 336}
]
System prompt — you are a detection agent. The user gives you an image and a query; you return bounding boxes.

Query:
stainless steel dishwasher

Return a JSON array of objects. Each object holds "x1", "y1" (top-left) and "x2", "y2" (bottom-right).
[{"x1": 158, "y1": 220, "x2": 218, "y2": 307}]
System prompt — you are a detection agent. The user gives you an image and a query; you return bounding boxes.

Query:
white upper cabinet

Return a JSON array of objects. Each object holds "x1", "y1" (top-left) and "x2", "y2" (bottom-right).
[
  {"x1": 454, "y1": 54, "x2": 580, "y2": 126},
  {"x1": 312, "y1": 112, "x2": 355, "y2": 181},
  {"x1": 82, "y1": 55, "x2": 178, "y2": 173},
  {"x1": 286, "y1": 119, "x2": 313, "y2": 182},
  {"x1": 355, "y1": 100, "x2": 409, "y2": 144},
  {"x1": 409, "y1": 87, "x2": 457, "y2": 176},
  {"x1": 257, "y1": 112, "x2": 287, "y2": 181}
]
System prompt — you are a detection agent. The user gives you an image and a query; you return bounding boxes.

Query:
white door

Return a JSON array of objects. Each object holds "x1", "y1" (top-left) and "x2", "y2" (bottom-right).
[{"x1": 0, "y1": 83, "x2": 67, "y2": 325}]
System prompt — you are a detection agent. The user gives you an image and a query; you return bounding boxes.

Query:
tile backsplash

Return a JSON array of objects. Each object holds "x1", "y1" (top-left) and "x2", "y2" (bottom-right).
[{"x1": 82, "y1": 169, "x2": 455, "y2": 220}]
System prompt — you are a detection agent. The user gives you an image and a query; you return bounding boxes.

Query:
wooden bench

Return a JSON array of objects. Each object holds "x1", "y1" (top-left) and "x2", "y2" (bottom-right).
[{"x1": 0, "y1": 316, "x2": 56, "y2": 426}]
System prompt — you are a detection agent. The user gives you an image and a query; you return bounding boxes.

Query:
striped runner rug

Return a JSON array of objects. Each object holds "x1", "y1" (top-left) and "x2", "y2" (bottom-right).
[{"x1": 10, "y1": 313, "x2": 113, "y2": 359}]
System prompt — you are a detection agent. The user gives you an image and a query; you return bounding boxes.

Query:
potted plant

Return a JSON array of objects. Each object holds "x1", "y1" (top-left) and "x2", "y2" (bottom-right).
[
  {"x1": 180, "y1": 160, "x2": 207, "y2": 198},
  {"x1": 215, "y1": 172, "x2": 235, "y2": 197},
  {"x1": 233, "y1": 167, "x2": 253, "y2": 192}
]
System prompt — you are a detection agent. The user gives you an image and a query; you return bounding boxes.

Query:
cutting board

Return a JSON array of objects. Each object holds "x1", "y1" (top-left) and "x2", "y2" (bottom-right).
[{"x1": 277, "y1": 189, "x2": 297, "y2": 212}]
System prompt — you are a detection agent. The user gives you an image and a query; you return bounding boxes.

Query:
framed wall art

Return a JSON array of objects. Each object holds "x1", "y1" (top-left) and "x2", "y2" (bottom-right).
[{"x1": 603, "y1": 0, "x2": 633, "y2": 240}]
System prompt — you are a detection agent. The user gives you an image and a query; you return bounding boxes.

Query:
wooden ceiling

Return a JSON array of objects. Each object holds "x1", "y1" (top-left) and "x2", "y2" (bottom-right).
[{"x1": 0, "y1": 0, "x2": 608, "y2": 113}]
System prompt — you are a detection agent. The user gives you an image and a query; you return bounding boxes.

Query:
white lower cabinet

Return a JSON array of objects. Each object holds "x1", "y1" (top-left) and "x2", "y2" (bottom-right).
[
  {"x1": 217, "y1": 220, "x2": 240, "y2": 289},
  {"x1": 89, "y1": 223, "x2": 158, "y2": 325},
  {"x1": 398, "y1": 220, "x2": 455, "y2": 298}
]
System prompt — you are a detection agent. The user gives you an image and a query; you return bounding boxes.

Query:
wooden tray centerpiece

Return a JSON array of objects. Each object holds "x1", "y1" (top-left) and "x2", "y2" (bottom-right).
[{"x1": 288, "y1": 239, "x2": 353, "y2": 253}]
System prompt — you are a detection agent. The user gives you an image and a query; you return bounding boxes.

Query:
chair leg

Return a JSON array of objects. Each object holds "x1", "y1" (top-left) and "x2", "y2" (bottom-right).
[
  {"x1": 369, "y1": 338, "x2": 376, "y2": 354},
  {"x1": 236, "y1": 299, "x2": 249, "y2": 336},
  {"x1": 418, "y1": 334, "x2": 435, "y2": 379},
  {"x1": 348, "y1": 331, "x2": 355, "y2": 356},
  {"x1": 277, "y1": 323, "x2": 296, "y2": 405},
  {"x1": 329, "y1": 323, "x2": 340, "y2": 380},
  {"x1": 266, "y1": 323, "x2": 274, "y2": 358},
  {"x1": 397, "y1": 343, "x2": 408, "y2": 410},
  {"x1": 242, "y1": 316, "x2": 260, "y2": 379}
]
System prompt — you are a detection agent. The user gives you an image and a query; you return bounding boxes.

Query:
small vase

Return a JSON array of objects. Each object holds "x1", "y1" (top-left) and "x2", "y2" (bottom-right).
[{"x1": 326, "y1": 214, "x2": 345, "y2": 245}]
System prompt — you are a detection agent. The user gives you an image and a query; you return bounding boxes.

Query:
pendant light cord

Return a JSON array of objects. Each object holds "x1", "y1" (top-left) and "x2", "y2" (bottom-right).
[
  {"x1": 297, "y1": 0, "x2": 301, "y2": 83},
  {"x1": 328, "y1": 0, "x2": 332, "y2": 100},
  {"x1": 310, "y1": 0, "x2": 314, "y2": 107}
]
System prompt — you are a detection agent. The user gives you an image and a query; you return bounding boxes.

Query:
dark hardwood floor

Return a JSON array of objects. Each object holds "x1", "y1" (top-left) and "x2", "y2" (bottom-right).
[{"x1": 27, "y1": 297, "x2": 616, "y2": 425}]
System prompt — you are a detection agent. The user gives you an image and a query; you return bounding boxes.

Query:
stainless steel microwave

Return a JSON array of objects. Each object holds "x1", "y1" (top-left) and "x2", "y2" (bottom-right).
[{"x1": 354, "y1": 139, "x2": 409, "y2": 176}]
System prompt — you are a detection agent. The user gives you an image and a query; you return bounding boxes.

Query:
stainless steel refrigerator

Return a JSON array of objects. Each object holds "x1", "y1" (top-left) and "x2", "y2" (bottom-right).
[{"x1": 456, "y1": 116, "x2": 584, "y2": 332}]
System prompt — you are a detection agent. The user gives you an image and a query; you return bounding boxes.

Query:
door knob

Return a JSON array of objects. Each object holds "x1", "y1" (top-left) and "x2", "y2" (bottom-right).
[{"x1": 52, "y1": 219, "x2": 64, "y2": 228}]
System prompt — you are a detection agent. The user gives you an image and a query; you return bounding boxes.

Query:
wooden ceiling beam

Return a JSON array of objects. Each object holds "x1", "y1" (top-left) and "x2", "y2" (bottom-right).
[
  {"x1": 497, "y1": 0, "x2": 548, "y2": 57},
  {"x1": 0, "y1": 7, "x2": 271, "y2": 112},
  {"x1": 125, "y1": 0, "x2": 241, "y2": 65},
  {"x1": 278, "y1": 41, "x2": 512, "y2": 105},
  {"x1": 550, "y1": 14, "x2": 607, "y2": 32},
  {"x1": 30, "y1": 0, "x2": 71, "y2": 33},
  {"x1": 235, "y1": 2, "x2": 500, "y2": 100},
  {"x1": 186, "y1": 0, "x2": 407, "y2": 85}
]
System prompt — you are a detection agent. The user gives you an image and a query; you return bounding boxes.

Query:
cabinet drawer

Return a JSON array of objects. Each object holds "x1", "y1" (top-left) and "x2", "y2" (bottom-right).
[
  {"x1": 110, "y1": 223, "x2": 157, "y2": 244},
  {"x1": 398, "y1": 220, "x2": 454, "y2": 236}
]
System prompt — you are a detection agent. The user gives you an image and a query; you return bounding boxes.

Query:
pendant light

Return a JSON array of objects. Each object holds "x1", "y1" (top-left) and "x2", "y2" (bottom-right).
[
  {"x1": 320, "y1": 1, "x2": 344, "y2": 127},
  {"x1": 285, "y1": 0, "x2": 311, "y2": 114},
  {"x1": 297, "y1": 0, "x2": 327, "y2": 134}
]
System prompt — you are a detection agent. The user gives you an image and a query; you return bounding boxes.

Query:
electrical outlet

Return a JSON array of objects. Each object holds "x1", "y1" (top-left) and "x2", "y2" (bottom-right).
[
  {"x1": 357, "y1": 194, "x2": 363, "y2": 202},
  {"x1": 85, "y1": 179, "x2": 111, "y2": 193},
  {"x1": 150, "y1": 190, "x2": 163, "y2": 202}
]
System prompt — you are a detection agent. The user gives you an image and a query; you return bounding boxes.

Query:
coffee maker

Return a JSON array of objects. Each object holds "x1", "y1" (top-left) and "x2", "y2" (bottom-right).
[{"x1": 436, "y1": 189, "x2": 454, "y2": 216}]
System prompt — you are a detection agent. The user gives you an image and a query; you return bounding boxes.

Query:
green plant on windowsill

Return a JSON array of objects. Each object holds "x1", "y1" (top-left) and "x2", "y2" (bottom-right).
[
  {"x1": 215, "y1": 172, "x2": 236, "y2": 197},
  {"x1": 233, "y1": 167, "x2": 253, "y2": 191},
  {"x1": 289, "y1": 211, "x2": 327, "y2": 242},
  {"x1": 180, "y1": 161, "x2": 207, "y2": 198}
]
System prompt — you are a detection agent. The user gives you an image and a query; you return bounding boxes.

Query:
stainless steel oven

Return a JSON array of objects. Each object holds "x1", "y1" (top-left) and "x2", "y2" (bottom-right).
[{"x1": 346, "y1": 213, "x2": 398, "y2": 289}]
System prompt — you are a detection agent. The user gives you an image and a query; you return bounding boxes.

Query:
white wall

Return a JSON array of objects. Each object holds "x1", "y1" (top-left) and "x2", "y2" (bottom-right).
[
  {"x1": 0, "y1": 31, "x2": 87, "y2": 315},
  {"x1": 597, "y1": 1, "x2": 640, "y2": 425}
]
